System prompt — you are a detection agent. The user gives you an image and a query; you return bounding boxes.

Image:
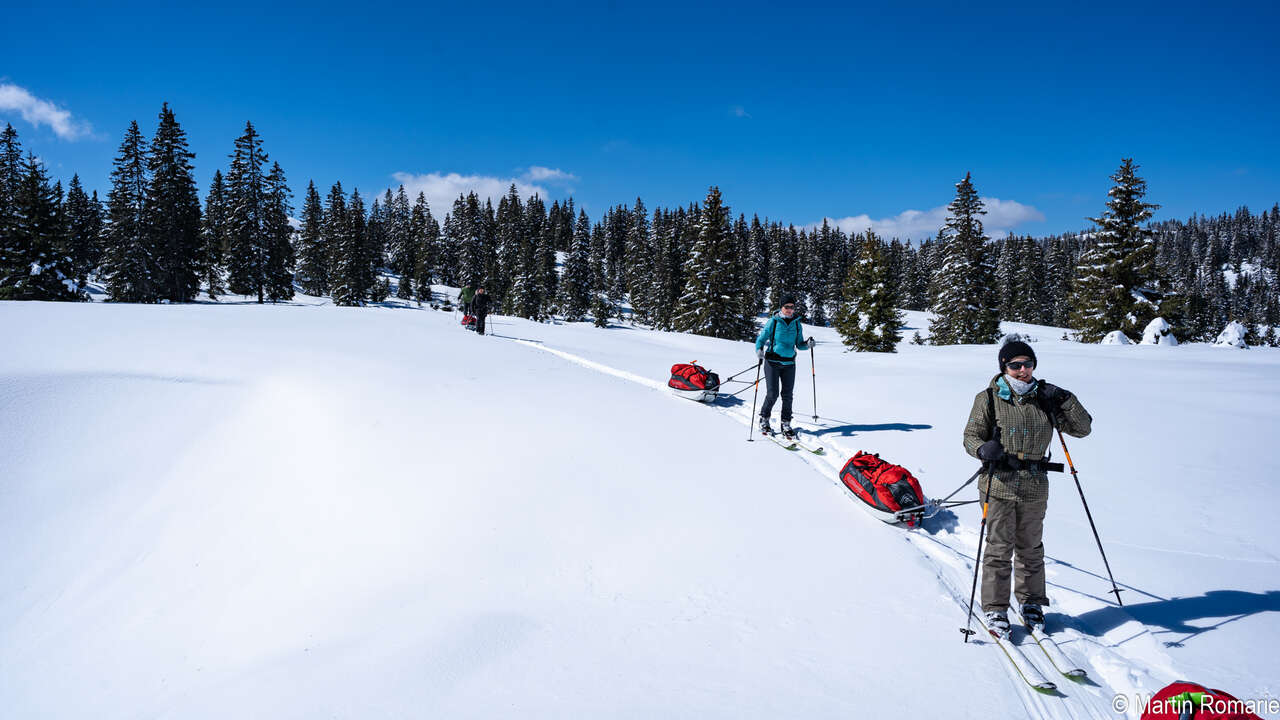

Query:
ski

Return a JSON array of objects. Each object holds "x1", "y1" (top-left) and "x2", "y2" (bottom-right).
[
  {"x1": 966, "y1": 613, "x2": 1058, "y2": 694},
  {"x1": 1011, "y1": 608, "x2": 1088, "y2": 681},
  {"x1": 785, "y1": 426, "x2": 825, "y2": 455},
  {"x1": 762, "y1": 430, "x2": 799, "y2": 450}
]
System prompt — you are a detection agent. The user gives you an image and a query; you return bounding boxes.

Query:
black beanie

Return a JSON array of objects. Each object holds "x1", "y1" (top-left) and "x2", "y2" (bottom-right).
[
  {"x1": 780, "y1": 295, "x2": 796, "y2": 307},
  {"x1": 998, "y1": 340, "x2": 1036, "y2": 371}
]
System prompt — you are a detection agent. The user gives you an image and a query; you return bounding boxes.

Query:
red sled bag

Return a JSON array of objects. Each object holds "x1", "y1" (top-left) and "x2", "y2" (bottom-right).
[
  {"x1": 840, "y1": 452, "x2": 926, "y2": 525},
  {"x1": 1141, "y1": 681, "x2": 1264, "y2": 720},
  {"x1": 668, "y1": 362, "x2": 720, "y2": 402},
  {"x1": 461, "y1": 314, "x2": 477, "y2": 328}
]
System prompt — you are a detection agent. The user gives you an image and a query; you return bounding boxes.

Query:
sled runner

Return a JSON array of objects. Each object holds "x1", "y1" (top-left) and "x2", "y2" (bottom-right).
[
  {"x1": 668, "y1": 362, "x2": 720, "y2": 402},
  {"x1": 839, "y1": 451, "x2": 931, "y2": 526}
]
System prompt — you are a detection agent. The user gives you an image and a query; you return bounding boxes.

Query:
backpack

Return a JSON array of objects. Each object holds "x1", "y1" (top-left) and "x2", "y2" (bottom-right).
[
  {"x1": 461, "y1": 314, "x2": 477, "y2": 329},
  {"x1": 668, "y1": 362, "x2": 720, "y2": 402},
  {"x1": 1141, "y1": 681, "x2": 1264, "y2": 719},
  {"x1": 839, "y1": 452, "x2": 926, "y2": 525}
]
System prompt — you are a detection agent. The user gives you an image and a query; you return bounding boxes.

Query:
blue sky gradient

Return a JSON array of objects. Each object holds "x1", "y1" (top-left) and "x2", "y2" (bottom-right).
[{"x1": 3, "y1": 0, "x2": 1277, "y2": 238}]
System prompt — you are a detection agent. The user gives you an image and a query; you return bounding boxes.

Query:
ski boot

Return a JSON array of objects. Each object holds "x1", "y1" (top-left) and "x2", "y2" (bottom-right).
[
  {"x1": 759, "y1": 416, "x2": 772, "y2": 436},
  {"x1": 986, "y1": 611, "x2": 1011, "y2": 640},
  {"x1": 780, "y1": 420, "x2": 795, "y2": 439},
  {"x1": 1021, "y1": 604, "x2": 1045, "y2": 631}
]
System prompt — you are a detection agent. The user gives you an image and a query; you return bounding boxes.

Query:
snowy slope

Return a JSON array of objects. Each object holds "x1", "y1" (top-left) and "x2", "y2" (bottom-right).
[{"x1": 2, "y1": 300, "x2": 1278, "y2": 718}]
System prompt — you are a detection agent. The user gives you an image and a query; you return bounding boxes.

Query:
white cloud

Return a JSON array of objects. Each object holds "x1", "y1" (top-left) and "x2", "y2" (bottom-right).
[
  {"x1": 0, "y1": 83, "x2": 92, "y2": 140},
  {"x1": 388, "y1": 171, "x2": 550, "y2": 216},
  {"x1": 731, "y1": 105, "x2": 751, "y2": 118},
  {"x1": 818, "y1": 197, "x2": 1044, "y2": 241},
  {"x1": 524, "y1": 166, "x2": 578, "y2": 183}
]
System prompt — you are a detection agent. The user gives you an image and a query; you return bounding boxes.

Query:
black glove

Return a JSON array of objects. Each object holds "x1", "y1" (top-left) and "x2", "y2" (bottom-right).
[
  {"x1": 805, "y1": 337, "x2": 816, "y2": 350},
  {"x1": 1038, "y1": 381, "x2": 1072, "y2": 415},
  {"x1": 977, "y1": 434, "x2": 1005, "y2": 463}
]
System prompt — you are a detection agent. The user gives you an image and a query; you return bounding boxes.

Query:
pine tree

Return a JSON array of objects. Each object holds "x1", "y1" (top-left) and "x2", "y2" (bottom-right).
[
  {"x1": 296, "y1": 180, "x2": 327, "y2": 295},
  {"x1": 624, "y1": 197, "x2": 653, "y2": 321},
  {"x1": 390, "y1": 186, "x2": 414, "y2": 298},
  {"x1": 929, "y1": 172, "x2": 1000, "y2": 345},
  {"x1": 834, "y1": 231, "x2": 903, "y2": 352},
  {"x1": 102, "y1": 121, "x2": 156, "y2": 302},
  {"x1": 200, "y1": 171, "x2": 228, "y2": 299},
  {"x1": 411, "y1": 192, "x2": 439, "y2": 302},
  {"x1": 325, "y1": 182, "x2": 359, "y2": 306},
  {"x1": 224, "y1": 122, "x2": 271, "y2": 302},
  {"x1": 559, "y1": 209, "x2": 592, "y2": 321},
  {"x1": 1070, "y1": 158, "x2": 1162, "y2": 341},
  {"x1": 675, "y1": 186, "x2": 756, "y2": 339},
  {"x1": 145, "y1": 103, "x2": 202, "y2": 302},
  {"x1": 0, "y1": 124, "x2": 23, "y2": 261},
  {"x1": 62, "y1": 174, "x2": 102, "y2": 292},
  {"x1": 1043, "y1": 238, "x2": 1071, "y2": 326},
  {"x1": 0, "y1": 153, "x2": 78, "y2": 300},
  {"x1": 263, "y1": 162, "x2": 294, "y2": 302},
  {"x1": 769, "y1": 224, "x2": 801, "y2": 312}
]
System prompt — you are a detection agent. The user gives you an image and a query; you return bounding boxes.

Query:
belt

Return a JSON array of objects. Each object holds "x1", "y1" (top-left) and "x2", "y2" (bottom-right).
[{"x1": 999, "y1": 453, "x2": 1064, "y2": 473}]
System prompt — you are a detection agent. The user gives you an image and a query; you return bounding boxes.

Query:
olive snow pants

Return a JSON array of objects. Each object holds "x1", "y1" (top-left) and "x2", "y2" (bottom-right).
[
  {"x1": 981, "y1": 497, "x2": 1049, "y2": 613},
  {"x1": 759, "y1": 360, "x2": 796, "y2": 422}
]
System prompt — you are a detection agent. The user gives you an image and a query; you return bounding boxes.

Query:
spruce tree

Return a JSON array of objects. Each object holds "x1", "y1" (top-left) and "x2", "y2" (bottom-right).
[
  {"x1": 390, "y1": 185, "x2": 414, "y2": 298},
  {"x1": 102, "y1": 121, "x2": 156, "y2": 302},
  {"x1": 624, "y1": 197, "x2": 653, "y2": 321},
  {"x1": 325, "y1": 182, "x2": 360, "y2": 306},
  {"x1": 263, "y1": 162, "x2": 294, "y2": 302},
  {"x1": 409, "y1": 192, "x2": 436, "y2": 302},
  {"x1": 146, "y1": 103, "x2": 202, "y2": 302},
  {"x1": 1070, "y1": 158, "x2": 1162, "y2": 341},
  {"x1": 559, "y1": 209, "x2": 592, "y2": 321},
  {"x1": 224, "y1": 122, "x2": 271, "y2": 302},
  {"x1": 296, "y1": 180, "x2": 327, "y2": 296},
  {"x1": 0, "y1": 153, "x2": 78, "y2": 300},
  {"x1": 834, "y1": 231, "x2": 903, "y2": 352},
  {"x1": 62, "y1": 174, "x2": 102, "y2": 292},
  {"x1": 928, "y1": 172, "x2": 1000, "y2": 345},
  {"x1": 200, "y1": 171, "x2": 228, "y2": 299},
  {"x1": 674, "y1": 186, "x2": 756, "y2": 339}
]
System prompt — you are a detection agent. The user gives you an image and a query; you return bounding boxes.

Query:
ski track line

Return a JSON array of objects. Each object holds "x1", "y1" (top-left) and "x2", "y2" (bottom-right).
[{"x1": 505, "y1": 335, "x2": 1142, "y2": 719}]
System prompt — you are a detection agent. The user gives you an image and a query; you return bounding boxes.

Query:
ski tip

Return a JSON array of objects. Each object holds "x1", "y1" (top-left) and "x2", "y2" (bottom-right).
[
  {"x1": 1034, "y1": 682, "x2": 1058, "y2": 694},
  {"x1": 1065, "y1": 669, "x2": 1088, "y2": 680}
]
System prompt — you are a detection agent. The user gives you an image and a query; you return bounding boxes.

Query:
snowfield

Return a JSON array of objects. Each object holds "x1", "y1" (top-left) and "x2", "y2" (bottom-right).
[{"x1": 3, "y1": 297, "x2": 1279, "y2": 719}]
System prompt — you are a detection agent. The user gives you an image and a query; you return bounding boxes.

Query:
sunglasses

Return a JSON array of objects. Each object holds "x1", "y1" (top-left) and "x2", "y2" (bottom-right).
[
  {"x1": 782, "y1": 304, "x2": 795, "y2": 309},
  {"x1": 1005, "y1": 361, "x2": 1035, "y2": 371}
]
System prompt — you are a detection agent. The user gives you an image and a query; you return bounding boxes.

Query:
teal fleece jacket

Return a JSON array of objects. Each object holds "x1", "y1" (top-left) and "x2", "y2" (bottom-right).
[{"x1": 755, "y1": 314, "x2": 807, "y2": 365}]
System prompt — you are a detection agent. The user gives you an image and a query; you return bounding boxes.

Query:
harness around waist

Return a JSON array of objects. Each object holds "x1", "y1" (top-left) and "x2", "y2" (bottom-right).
[{"x1": 997, "y1": 454, "x2": 1064, "y2": 473}]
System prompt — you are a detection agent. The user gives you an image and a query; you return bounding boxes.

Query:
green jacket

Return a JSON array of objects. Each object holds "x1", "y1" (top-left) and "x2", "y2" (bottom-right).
[
  {"x1": 459, "y1": 286, "x2": 475, "y2": 304},
  {"x1": 963, "y1": 374, "x2": 1093, "y2": 502}
]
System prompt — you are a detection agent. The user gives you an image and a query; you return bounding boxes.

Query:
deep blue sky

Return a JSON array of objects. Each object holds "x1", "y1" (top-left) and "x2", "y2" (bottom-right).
[{"x1": 3, "y1": 1, "x2": 1277, "y2": 238}]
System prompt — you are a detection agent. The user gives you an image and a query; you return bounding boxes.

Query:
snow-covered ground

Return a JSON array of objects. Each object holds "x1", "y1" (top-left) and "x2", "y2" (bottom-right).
[{"x1": 3, "y1": 298, "x2": 1278, "y2": 718}]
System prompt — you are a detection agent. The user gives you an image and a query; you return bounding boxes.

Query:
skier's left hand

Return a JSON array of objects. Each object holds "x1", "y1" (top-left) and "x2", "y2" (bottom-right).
[
  {"x1": 1038, "y1": 381, "x2": 1072, "y2": 414},
  {"x1": 805, "y1": 337, "x2": 816, "y2": 350}
]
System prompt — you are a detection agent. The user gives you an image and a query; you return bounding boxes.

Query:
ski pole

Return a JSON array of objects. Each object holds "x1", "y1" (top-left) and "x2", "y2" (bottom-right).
[
  {"x1": 961, "y1": 467, "x2": 990, "y2": 643},
  {"x1": 810, "y1": 345, "x2": 818, "y2": 421},
  {"x1": 1057, "y1": 428, "x2": 1124, "y2": 606},
  {"x1": 747, "y1": 359, "x2": 763, "y2": 441}
]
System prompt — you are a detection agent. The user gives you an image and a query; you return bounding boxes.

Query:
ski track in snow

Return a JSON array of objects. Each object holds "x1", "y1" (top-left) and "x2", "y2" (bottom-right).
[{"x1": 503, "y1": 332, "x2": 1183, "y2": 720}]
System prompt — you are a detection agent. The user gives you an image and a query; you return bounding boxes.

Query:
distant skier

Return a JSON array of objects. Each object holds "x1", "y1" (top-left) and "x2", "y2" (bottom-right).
[
  {"x1": 472, "y1": 285, "x2": 492, "y2": 335},
  {"x1": 964, "y1": 340, "x2": 1092, "y2": 637},
  {"x1": 754, "y1": 296, "x2": 814, "y2": 438},
  {"x1": 458, "y1": 283, "x2": 476, "y2": 315}
]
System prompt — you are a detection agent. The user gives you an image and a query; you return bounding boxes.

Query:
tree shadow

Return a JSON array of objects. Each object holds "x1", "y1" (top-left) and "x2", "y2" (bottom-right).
[
  {"x1": 809, "y1": 420, "x2": 933, "y2": 437},
  {"x1": 1074, "y1": 590, "x2": 1280, "y2": 647},
  {"x1": 920, "y1": 508, "x2": 960, "y2": 534},
  {"x1": 710, "y1": 395, "x2": 746, "y2": 407}
]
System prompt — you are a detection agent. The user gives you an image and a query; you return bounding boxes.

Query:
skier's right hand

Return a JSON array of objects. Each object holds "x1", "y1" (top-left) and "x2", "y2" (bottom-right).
[
  {"x1": 977, "y1": 436, "x2": 1005, "y2": 463},
  {"x1": 756, "y1": 346, "x2": 767, "y2": 361}
]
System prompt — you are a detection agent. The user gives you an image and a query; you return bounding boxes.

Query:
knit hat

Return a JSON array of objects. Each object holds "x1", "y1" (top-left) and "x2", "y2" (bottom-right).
[
  {"x1": 998, "y1": 340, "x2": 1037, "y2": 371},
  {"x1": 780, "y1": 295, "x2": 796, "y2": 307}
]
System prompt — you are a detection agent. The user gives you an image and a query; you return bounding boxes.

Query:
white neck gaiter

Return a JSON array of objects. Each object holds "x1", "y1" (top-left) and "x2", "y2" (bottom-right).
[{"x1": 1005, "y1": 375, "x2": 1036, "y2": 396}]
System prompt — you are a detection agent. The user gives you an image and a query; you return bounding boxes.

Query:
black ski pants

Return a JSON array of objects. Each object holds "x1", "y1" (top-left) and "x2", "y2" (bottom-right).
[
  {"x1": 475, "y1": 311, "x2": 488, "y2": 335},
  {"x1": 759, "y1": 360, "x2": 796, "y2": 422}
]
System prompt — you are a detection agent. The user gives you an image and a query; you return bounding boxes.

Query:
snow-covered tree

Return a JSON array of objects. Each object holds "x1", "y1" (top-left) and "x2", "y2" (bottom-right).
[
  {"x1": 145, "y1": 103, "x2": 202, "y2": 302},
  {"x1": 674, "y1": 186, "x2": 756, "y2": 340},
  {"x1": 929, "y1": 173, "x2": 1000, "y2": 345},
  {"x1": 834, "y1": 231, "x2": 903, "y2": 352},
  {"x1": 102, "y1": 121, "x2": 155, "y2": 302}
]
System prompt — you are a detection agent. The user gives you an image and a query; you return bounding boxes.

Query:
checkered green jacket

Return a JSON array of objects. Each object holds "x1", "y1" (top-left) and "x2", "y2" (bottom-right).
[{"x1": 964, "y1": 374, "x2": 1093, "y2": 502}]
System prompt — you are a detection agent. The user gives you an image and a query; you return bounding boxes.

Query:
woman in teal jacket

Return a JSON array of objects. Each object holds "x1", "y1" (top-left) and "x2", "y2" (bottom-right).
[{"x1": 754, "y1": 295, "x2": 814, "y2": 437}]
